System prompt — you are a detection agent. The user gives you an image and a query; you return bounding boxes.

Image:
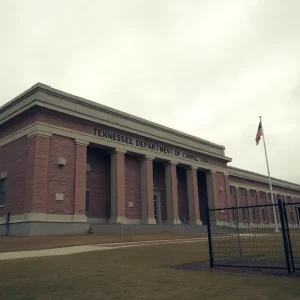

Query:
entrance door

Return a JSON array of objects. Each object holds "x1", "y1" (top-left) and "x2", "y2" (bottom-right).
[{"x1": 154, "y1": 192, "x2": 161, "y2": 225}]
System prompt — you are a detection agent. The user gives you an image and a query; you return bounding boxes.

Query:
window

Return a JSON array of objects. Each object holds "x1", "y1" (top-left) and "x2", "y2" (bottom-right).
[
  {"x1": 230, "y1": 186, "x2": 235, "y2": 195},
  {"x1": 242, "y1": 208, "x2": 247, "y2": 221},
  {"x1": 287, "y1": 196, "x2": 292, "y2": 203},
  {"x1": 252, "y1": 208, "x2": 257, "y2": 221},
  {"x1": 85, "y1": 190, "x2": 90, "y2": 213},
  {"x1": 0, "y1": 178, "x2": 6, "y2": 206},
  {"x1": 231, "y1": 206, "x2": 236, "y2": 220},
  {"x1": 270, "y1": 208, "x2": 275, "y2": 223},
  {"x1": 260, "y1": 191, "x2": 265, "y2": 199},
  {"x1": 240, "y1": 188, "x2": 246, "y2": 196},
  {"x1": 290, "y1": 211, "x2": 295, "y2": 222},
  {"x1": 282, "y1": 195, "x2": 285, "y2": 202},
  {"x1": 250, "y1": 190, "x2": 255, "y2": 198},
  {"x1": 269, "y1": 193, "x2": 271, "y2": 200},
  {"x1": 262, "y1": 208, "x2": 266, "y2": 221}
]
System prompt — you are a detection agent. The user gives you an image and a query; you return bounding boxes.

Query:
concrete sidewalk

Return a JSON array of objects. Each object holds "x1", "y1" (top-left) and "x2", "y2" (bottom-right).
[{"x1": 0, "y1": 237, "x2": 206, "y2": 261}]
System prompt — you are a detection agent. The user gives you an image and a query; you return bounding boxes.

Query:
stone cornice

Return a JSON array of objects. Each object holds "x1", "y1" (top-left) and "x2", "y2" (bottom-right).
[
  {"x1": 0, "y1": 83, "x2": 232, "y2": 162},
  {"x1": 228, "y1": 166, "x2": 300, "y2": 192}
]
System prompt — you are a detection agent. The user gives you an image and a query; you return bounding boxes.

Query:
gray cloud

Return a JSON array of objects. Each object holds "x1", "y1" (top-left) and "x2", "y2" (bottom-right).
[{"x1": 1, "y1": 0, "x2": 300, "y2": 183}]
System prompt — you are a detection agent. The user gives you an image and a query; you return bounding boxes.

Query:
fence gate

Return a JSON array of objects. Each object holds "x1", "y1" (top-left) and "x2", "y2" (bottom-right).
[{"x1": 207, "y1": 200, "x2": 300, "y2": 274}]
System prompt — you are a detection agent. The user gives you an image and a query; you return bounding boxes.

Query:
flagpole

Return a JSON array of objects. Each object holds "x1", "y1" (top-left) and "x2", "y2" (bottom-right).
[{"x1": 260, "y1": 116, "x2": 279, "y2": 232}]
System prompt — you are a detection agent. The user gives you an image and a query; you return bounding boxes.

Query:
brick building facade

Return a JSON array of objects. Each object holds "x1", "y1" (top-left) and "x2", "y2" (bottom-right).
[{"x1": 0, "y1": 83, "x2": 299, "y2": 236}]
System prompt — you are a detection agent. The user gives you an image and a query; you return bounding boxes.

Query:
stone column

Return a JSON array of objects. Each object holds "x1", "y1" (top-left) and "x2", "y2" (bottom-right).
[
  {"x1": 25, "y1": 133, "x2": 51, "y2": 213},
  {"x1": 206, "y1": 170, "x2": 218, "y2": 209},
  {"x1": 110, "y1": 149, "x2": 126, "y2": 224},
  {"x1": 186, "y1": 166, "x2": 201, "y2": 225},
  {"x1": 165, "y1": 161, "x2": 180, "y2": 224},
  {"x1": 74, "y1": 140, "x2": 89, "y2": 221},
  {"x1": 206, "y1": 170, "x2": 218, "y2": 225},
  {"x1": 140, "y1": 155, "x2": 156, "y2": 224}
]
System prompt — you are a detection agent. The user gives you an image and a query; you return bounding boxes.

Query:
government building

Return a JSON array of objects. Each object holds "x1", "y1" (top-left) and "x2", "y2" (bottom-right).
[{"x1": 0, "y1": 83, "x2": 299, "y2": 236}]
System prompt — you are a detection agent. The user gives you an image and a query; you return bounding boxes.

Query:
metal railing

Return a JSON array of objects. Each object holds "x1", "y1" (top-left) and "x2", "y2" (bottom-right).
[{"x1": 207, "y1": 200, "x2": 300, "y2": 274}]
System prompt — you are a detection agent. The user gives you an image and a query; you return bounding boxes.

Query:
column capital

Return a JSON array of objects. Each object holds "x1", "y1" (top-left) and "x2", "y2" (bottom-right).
[
  {"x1": 141, "y1": 155, "x2": 155, "y2": 161},
  {"x1": 165, "y1": 160, "x2": 178, "y2": 166},
  {"x1": 75, "y1": 139, "x2": 89, "y2": 146},
  {"x1": 188, "y1": 165, "x2": 198, "y2": 170},
  {"x1": 112, "y1": 148, "x2": 127, "y2": 154},
  {"x1": 27, "y1": 131, "x2": 52, "y2": 139}
]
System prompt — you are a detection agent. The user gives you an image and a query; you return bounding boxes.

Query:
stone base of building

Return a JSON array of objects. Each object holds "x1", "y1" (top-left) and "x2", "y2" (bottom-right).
[
  {"x1": 0, "y1": 222, "x2": 89, "y2": 236},
  {"x1": 89, "y1": 223, "x2": 207, "y2": 235}
]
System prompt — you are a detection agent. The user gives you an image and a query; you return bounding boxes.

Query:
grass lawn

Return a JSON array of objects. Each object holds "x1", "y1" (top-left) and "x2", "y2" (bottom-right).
[
  {"x1": 0, "y1": 233, "x2": 201, "y2": 253},
  {"x1": 0, "y1": 242, "x2": 299, "y2": 300}
]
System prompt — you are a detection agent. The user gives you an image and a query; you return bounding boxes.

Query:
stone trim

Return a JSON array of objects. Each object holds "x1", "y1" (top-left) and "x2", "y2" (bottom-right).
[
  {"x1": 75, "y1": 139, "x2": 89, "y2": 146},
  {"x1": 27, "y1": 130, "x2": 52, "y2": 139},
  {"x1": 87, "y1": 218, "x2": 107, "y2": 224},
  {"x1": 1, "y1": 171, "x2": 7, "y2": 179},
  {"x1": 0, "y1": 84, "x2": 231, "y2": 160},
  {"x1": 0, "y1": 213, "x2": 87, "y2": 224},
  {"x1": 0, "y1": 122, "x2": 229, "y2": 173},
  {"x1": 229, "y1": 166, "x2": 300, "y2": 191}
]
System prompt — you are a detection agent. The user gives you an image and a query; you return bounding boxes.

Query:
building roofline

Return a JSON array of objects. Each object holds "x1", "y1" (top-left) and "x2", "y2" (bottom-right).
[
  {"x1": 0, "y1": 83, "x2": 232, "y2": 162},
  {"x1": 228, "y1": 166, "x2": 300, "y2": 191}
]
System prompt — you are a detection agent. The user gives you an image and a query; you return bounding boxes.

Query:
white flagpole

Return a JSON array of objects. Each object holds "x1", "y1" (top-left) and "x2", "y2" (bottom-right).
[{"x1": 259, "y1": 116, "x2": 279, "y2": 232}]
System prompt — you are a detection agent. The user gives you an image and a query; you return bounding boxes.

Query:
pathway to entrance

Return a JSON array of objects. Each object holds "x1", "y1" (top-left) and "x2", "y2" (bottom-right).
[{"x1": 0, "y1": 237, "x2": 206, "y2": 261}]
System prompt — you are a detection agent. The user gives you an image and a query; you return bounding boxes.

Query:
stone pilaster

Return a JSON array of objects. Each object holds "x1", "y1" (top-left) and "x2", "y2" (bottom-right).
[
  {"x1": 186, "y1": 166, "x2": 201, "y2": 225},
  {"x1": 165, "y1": 161, "x2": 180, "y2": 224},
  {"x1": 140, "y1": 156, "x2": 156, "y2": 224},
  {"x1": 109, "y1": 149, "x2": 126, "y2": 224},
  {"x1": 74, "y1": 140, "x2": 89, "y2": 220}
]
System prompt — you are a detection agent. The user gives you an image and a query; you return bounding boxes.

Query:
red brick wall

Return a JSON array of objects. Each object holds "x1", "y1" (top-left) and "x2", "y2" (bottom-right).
[
  {"x1": 125, "y1": 155, "x2": 141, "y2": 220},
  {"x1": 215, "y1": 172, "x2": 228, "y2": 208},
  {"x1": 177, "y1": 167, "x2": 188, "y2": 221},
  {"x1": 153, "y1": 162, "x2": 167, "y2": 221},
  {"x1": 46, "y1": 135, "x2": 76, "y2": 215},
  {"x1": 86, "y1": 148, "x2": 111, "y2": 219},
  {"x1": 24, "y1": 136, "x2": 50, "y2": 213},
  {"x1": 0, "y1": 137, "x2": 29, "y2": 216},
  {"x1": 0, "y1": 109, "x2": 40, "y2": 140}
]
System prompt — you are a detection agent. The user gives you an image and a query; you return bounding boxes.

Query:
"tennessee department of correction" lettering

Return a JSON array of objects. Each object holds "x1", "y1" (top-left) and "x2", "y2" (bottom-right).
[{"x1": 93, "y1": 128, "x2": 208, "y2": 164}]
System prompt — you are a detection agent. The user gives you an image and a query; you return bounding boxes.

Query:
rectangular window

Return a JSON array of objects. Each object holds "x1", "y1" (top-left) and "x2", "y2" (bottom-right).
[
  {"x1": 232, "y1": 206, "x2": 236, "y2": 220},
  {"x1": 270, "y1": 207, "x2": 275, "y2": 223},
  {"x1": 260, "y1": 191, "x2": 265, "y2": 199},
  {"x1": 240, "y1": 188, "x2": 246, "y2": 196},
  {"x1": 85, "y1": 190, "x2": 90, "y2": 213},
  {"x1": 250, "y1": 190, "x2": 255, "y2": 198},
  {"x1": 0, "y1": 178, "x2": 6, "y2": 206},
  {"x1": 287, "y1": 196, "x2": 292, "y2": 203},
  {"x1": 262, "y1": 208, "x2": 266, "y2": 221},
  {"x1": 242, "y1": 208, "x2": 247, "y2": 221},
  {"x1": 230, "y1": 186, "x2": 235, "y2": 195},
  {"x1": 290, "y1": 211, "x2": 294, "y2": 222},
  {"x1": 252, "y1": 208, "x2": 257, "y2": 221},
  {"x1": 269, "y1": 193, "x2": 271, "y2": 200}
]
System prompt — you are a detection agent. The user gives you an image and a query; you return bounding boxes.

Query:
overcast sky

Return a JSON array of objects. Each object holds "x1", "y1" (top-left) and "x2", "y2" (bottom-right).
[{"x1": 1, "y1": 0, "x2": 300, "y2": 183}]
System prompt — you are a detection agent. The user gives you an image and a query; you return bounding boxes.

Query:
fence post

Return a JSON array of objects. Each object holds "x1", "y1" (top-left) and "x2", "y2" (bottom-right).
[
  {"x1": 206, "y1": 206, "x2": 214, "y2": 268},
  {"x1": 278, "y1": 200, "x2": 291, "y2": 274},
  {"x1": 282, "y1": 202, "x2": 295, "y2": 273}
]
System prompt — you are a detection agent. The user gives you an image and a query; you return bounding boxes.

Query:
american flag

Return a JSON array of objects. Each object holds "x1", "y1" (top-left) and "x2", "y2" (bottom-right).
[{"x1": 255, "y1": 121, "x2": 263, "y2": 145}]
